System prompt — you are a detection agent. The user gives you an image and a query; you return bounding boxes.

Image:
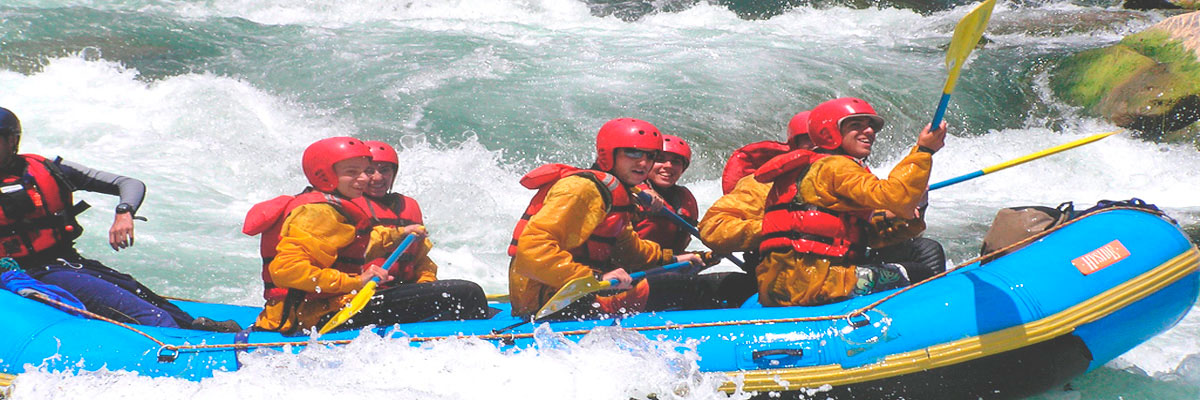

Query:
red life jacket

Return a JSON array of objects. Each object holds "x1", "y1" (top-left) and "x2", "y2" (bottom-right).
[
  {"x1": 721, "y1": 140, "x2": 790, "y2": 194},
  {"x1": 351, "y1": 193, "x2": 424, "y2": 283},
  {"x1": 507, "y1": 164, "x2": 635, "y2": 272},
  {"x1": 0, "y1": 154, "x2": 87, "y2": 259},
  {"x1": 756, "y1": 150, "x2": 871, "y2": 259},
  {"x1": 242, "y1": 188, "x2": 373, "y2": 301},
  {"x1": 632, "y1": 183, "x2": 697, "y2": 252}
]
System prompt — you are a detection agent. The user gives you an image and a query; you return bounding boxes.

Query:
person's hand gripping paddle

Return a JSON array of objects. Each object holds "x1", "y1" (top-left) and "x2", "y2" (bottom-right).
[
  {"x1": 318, "y1": 233, "x2": 418, "y2": 335},
  {"x1": 533, "y1": 260, "x2": 692, "y2": 320}
]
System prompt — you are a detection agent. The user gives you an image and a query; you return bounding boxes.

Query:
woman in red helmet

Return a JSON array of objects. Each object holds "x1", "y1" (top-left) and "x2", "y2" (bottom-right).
[
  {"x1": 351, "y1": 141, "x2": 488, "y2": 318},
  {"x1": 753, "y1": 98, "x2": 947, "y2": 307},
  {"x1": 633, "y1": 134, "x2": 698, "y2": 253},
  {"x1": 354, "y1": 141, "x2": 435, "y2": 284},
  {"x1": 251, "y1": 137, "x2": 486, "y2": 333},
  {"x1": 507, "y1": 118, "x2": 703, "y2": 318}
]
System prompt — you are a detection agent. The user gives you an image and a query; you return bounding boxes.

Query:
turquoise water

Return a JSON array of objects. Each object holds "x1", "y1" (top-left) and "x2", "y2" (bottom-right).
[{"x1": 2, "y1": 0, "x2": 1200, "y2": 398}]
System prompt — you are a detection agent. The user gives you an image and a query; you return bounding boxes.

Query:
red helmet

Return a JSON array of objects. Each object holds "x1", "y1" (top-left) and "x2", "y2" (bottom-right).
[
  {"x1": 786, "y1": 111, "x2": 810, "y2": 143},
  {"x1": 595, "y1": 118, "x2": 663, "y2": 171},
  {"x1": 661, "y1": 134, "x2": 692, "y2": 169},
  {"x1": 806, "y1": 98, "x2": 885, "y2": 150},
  {"x1": 302, "y1": 136, "x2": 372, "y2": 192},
  {"x1": 364, "y1": 140, "x2": 399, "y2": 165}
]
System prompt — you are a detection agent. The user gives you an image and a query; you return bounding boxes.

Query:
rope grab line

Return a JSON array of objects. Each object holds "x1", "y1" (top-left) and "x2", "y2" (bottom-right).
[{"x1": 23, "y1": 206, "x2": 1166, "y2": 355}]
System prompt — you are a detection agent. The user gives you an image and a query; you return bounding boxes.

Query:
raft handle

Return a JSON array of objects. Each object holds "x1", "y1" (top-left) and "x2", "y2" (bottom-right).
[
  {"x1": 752, "y1": 349, "x2": 804, "y2": 362},
  {"x1": 157, "y1": 347, "x2": 179, "y2": 363},
  {"x1": 847, "y1": 313, "x2": 871, "y2": 328}
]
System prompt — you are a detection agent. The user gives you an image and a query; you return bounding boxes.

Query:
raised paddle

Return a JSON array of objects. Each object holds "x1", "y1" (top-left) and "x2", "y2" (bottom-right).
[
  {"x1": 930, "y1": 131, "x2": 1119, "y2": 190},
  {"x1": 533, "y1": 260, "x2": 692, "y2": 320},
  {"x1": 629, "y1": 187, "x2": 746, "y2": 268},
  {"x1": 929, "y1": 0, "x2": 997, "y2": 130},
  {"x1": 318, "y1": 232, "x2": 419, "y2": 335}
]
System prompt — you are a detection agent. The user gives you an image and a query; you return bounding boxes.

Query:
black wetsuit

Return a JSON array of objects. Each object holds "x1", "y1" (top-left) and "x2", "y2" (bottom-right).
[{"x1": 12, "y1": 157, "x2": 193, "y2": 328}]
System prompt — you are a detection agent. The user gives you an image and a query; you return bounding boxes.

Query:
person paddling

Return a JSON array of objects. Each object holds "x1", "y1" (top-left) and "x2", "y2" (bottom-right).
[
  {"x1": 754, "y1": 98, "x2": 946, "y2": 307},
  {"x1": 351, "y1": 141, "x2": 489, "y2": 317},
  {"x1": 696, "y1": 110, "x2": 813, "y2": 307},
  {"x1": 507, "y1": 118, "x2": 703, "y2": 319},
  {"x1": 249, "y1": 137, "x2": 487, "y2": 333},
  {"x1": 0, "y1": 106, "x2": 202, "y2": 329}
]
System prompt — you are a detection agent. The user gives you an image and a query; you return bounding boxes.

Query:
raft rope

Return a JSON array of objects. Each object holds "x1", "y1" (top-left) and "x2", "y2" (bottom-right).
[{"x1": 26, "y1": 206, "x2": 1169, "y2": 358}]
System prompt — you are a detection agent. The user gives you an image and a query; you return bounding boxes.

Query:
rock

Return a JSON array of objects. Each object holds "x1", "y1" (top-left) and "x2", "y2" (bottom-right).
[
  {"x1": 1051, "y1": 12, "x2": 1200, "y2": 145},
  {"x1": 1125, "y1": 0, "x2": 1198, "y2": 10},
  {"x1": 1153, "y1": 10, "x2": 1200, "y2": 57},
  {"x1": 987, "y1": 10, "x2": 1151, "y2": 36},
  {"x1": 1125, "y1": 0, "x2": 1183, "y2": 10},
  {"x1": 712, "y1": 0, "x2": 958, "y2": 20}
]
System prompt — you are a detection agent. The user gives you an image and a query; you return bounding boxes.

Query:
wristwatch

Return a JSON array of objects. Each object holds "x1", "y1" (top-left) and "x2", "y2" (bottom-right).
[{"x1": 115, "y1": 203, "x2": 134, "y2": 215}]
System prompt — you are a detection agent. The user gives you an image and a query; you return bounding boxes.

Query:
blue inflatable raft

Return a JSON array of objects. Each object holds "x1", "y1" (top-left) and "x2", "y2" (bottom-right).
[{"x1": 1, "y1": 207, "x2": 1197, "y2": 398}]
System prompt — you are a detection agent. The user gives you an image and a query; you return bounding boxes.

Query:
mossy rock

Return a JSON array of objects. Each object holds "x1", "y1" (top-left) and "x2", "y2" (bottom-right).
[
  {"x1": 1171, "y1": 0, "x2": 1199, "y2": 9},
  {"x1": 1051, "y1": 26, "x2": 1200, "y2": 140},
  {"x1": 1125, "y1": 0, "x2": 1198, "y2": 10},
  {"x1": 1163, "y1": 120, "x2": 1200, "y2": 150},
  {"x1": 1050, "y1": 45, "x2": 1158, "y2": 110}
]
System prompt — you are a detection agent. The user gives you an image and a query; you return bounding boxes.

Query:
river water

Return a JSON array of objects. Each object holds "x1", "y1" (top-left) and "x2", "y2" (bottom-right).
[{"x1": 2, "y1": 0, "x2": 1199, "y2": 398}]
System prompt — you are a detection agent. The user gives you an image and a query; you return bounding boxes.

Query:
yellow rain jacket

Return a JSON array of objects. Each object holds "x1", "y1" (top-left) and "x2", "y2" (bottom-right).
[
  {"x1": 254, "y1": 203, "x2": 406, "y2": 332},
  {"x1": 697, "y1": 174, "x2": 771, "y2": 255},
  {"x1": 758, "y1": 148, "x2": 931, "y2": 307},
  {"x1": 509, "y1": 175, "x2": 675, "y2": 317}
]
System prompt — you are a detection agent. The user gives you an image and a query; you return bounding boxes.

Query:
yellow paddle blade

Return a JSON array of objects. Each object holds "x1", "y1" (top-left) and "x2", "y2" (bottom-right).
[
  {"x1": 318, "y1": 279, "x2": 378, "y2": 335},
  {"x1": 533, "y1": 275, "x2": 613, "y2": 320},
  {"x1": 943, "y1": 0, "x2": 996, "y2": 93}
]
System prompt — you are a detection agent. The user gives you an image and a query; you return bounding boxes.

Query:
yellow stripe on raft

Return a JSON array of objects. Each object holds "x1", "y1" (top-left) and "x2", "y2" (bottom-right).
[
  {"x1": 722, "y1": 247, "x2": 1200, "y2": 393},
  {"x1": 1, "y1": 372, "x2": 13, "y2": 398}
]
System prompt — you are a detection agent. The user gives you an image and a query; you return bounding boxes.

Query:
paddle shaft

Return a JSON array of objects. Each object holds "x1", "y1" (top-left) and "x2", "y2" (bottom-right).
[
  {"x1": 613, "y1": 260, "x2": 692, "y2": 286},
  {"x1": 632, "y1": 189, "x2": 746, "y2": 268},
  {"x1": 363, "y1": 233, "x2": 420, "y2": 285},
  {"x1": 929, "y1": 131, "x2": 1119, "y2": 191},
  {"x1": 930, "y1": 93, "x2": 952, "y2": 134}
]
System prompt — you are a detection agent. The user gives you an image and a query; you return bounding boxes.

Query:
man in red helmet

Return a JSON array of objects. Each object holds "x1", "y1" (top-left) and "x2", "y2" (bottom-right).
[
  {"x1": 508, "y1": 118, "x2": 703, "y2": 318},
  {"x1": 754, "y1": 98, "x2": 947, "y2": 307},
  {"x1": 696, "y1": 110, "x2": 813, "y2": 307},
  {"x1": 249, "y1": 137, "x2": 487, "y2": 333},
  {"x1": 0, "y1": 106, "x2": 204, "y2": 329}
]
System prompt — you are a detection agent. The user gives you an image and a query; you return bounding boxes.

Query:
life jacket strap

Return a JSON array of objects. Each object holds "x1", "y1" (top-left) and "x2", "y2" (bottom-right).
[{"x1": 764, "y1": 202, "x2": 840, "y2": 215}]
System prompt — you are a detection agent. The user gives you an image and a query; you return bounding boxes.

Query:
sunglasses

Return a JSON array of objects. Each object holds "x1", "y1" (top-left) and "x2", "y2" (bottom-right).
[{"x1": 620, "y1": 148, "x2": 658, "y2": 160}]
